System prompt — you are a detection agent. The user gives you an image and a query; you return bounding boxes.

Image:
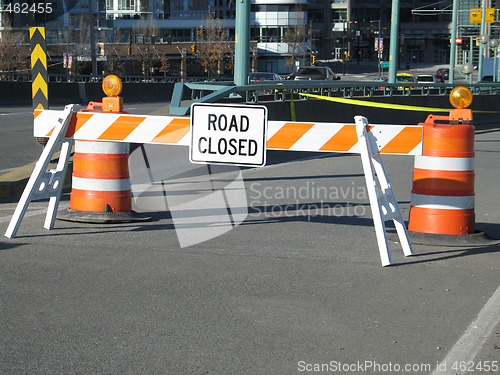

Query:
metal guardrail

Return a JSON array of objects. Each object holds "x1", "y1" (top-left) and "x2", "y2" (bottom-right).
[
  {"x1": 0, "y1": 71, "x2": 232, "y2": 84},
  {"x1": 2, "y1": 71, "x2": 499, "y2": 115},
  {"x1": 169, "y1": 80, "x2": 500, "y2": 115}
]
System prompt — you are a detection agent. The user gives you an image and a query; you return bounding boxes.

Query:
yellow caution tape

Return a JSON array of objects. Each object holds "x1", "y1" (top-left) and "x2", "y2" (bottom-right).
[{"x1": 298, "y1": 92, "x2": 498, "y2": 113}]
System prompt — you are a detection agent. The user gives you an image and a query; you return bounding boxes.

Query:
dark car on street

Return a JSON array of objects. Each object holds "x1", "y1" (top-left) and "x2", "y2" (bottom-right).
[
  {"x1": 417, "y1": 74, "x2": 444, "y2": 83},
  {"x1": 248, "y1": 72, "x2": 282, "y2": 83},
  {"x1": 288, "y1": 66, "x2": 341, "y2": 81},
  {"x1": 436, "y1": 68, "x2": 449, "y2": 81},
  {"x1": 248, "y1": 72, "x2": 282, "y2": 96}
]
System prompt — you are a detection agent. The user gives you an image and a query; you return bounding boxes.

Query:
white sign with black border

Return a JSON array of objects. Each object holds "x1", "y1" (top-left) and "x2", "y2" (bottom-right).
[{"x1": 190, "y1": 103, "x2": 268, "y2": 167}]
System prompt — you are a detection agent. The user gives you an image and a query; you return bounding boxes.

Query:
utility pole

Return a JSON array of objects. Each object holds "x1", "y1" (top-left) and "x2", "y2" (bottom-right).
[
  {"x1": 388, "y1": 0, "x2": 399, "y2": 83},
  {"x1": 449, "y1": 0, "x2": 459, "y2": 83},
  {"x1": 478, "y1": 0, "x2": 487, "y2": 81},
  {"x1": 234, "y1": 0, "x2": 250, "y2": 85},
  {"x1": 88, "y1": 0, "x2": 97, "y2": 76}
]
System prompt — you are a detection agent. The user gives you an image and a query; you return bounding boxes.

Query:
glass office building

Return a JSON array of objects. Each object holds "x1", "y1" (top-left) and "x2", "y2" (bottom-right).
[{"x1": 1, "y1": 0, "x2": 497, "y2": 73}]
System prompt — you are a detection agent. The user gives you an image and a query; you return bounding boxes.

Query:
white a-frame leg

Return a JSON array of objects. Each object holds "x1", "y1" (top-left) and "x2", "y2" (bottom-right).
[
  {"x1": 355, "y1": 116, "x2": 414, "y2": 266},
  {"x1": 5, "y1": 105, "x2": 77, "y2": 238}
]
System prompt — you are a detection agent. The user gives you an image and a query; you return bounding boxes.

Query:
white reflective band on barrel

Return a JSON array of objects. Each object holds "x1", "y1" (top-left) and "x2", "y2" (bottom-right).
[
  {"x1": 414, "y1": 156, "x2": 474, "y2": 171},
  {"x1": 410, "y1": 193, "x2": 475, "y2": 210},
  {"x1": 74, "y1": 140, "x2": 129, "y2": 154},
  {"x1": 72, "y1": 176, "x2": 131, "y2": 191}
]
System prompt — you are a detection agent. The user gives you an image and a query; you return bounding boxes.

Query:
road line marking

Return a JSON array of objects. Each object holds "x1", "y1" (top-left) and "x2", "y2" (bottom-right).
[
  {"x1": 431, "y1": 285, "x2": 500, "y2": 375},
  {"x1": 0, "y1": 203, "x2": 69, "y2": 223},
  {"x1": 0, "y1": 209, "x2": 48, "y2": 223},
  {"x1": 0, "y1": 167, "x2": 17, "y2": 174}
]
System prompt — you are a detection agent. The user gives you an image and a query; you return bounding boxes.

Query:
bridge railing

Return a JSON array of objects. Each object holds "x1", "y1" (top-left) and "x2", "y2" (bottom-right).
[
  {"x1": 0, "y1": 71, "x2": 233, "y2": 84},
  {"x1": 2, "y1": 71, "x2": 499, "y2": 114},
  {"x1": 169, "y1": 80, "x2": 500, "y2": 115}
]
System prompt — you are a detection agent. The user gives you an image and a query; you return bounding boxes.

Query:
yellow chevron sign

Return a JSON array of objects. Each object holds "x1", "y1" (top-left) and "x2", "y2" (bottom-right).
[
  {"x1": 32, "y1": 73, "x2": 48, "y2": 99},
  {"x1": 31, "y1": 44, "x2": 47, "y2": 70},
  {"x1": 30, "y1": 27, "x2": 48, "y2": 109},
  {"x1": 29, "y1": 27, "x2": 45, "y2": 40}
]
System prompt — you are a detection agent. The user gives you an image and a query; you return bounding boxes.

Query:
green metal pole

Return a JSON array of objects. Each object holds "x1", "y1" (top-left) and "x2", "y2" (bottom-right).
[
  {"x1": 470, "y1": 36, "x2": 474, "y2": 84},
  {"x1": 478, "y1": 0, "x2": 487, "y2": 82},
  {"x1": 449, "y1": 0, "x2": 459, "y2": 84},
  {"x1": 234, "y1": 0, "x2": 250, "y2": 86},
  {"x1": 388, "y1": 0, "x2": 399, "y2": 84}
]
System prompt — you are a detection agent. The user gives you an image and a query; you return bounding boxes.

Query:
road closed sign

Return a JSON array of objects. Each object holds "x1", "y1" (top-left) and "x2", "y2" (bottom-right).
[{"x1": 190, "y1": 103, "x2": 268, "y2": 167}]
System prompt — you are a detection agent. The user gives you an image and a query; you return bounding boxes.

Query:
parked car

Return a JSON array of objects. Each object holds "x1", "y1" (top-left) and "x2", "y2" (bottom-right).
[
  {"x1": 288, "y1": 66, "x2": 341, "y2": 81},
  {"x1": 396, "y1": 73, "x2": 416, "y2": 89},
  {"x1": 436, "y1": 68, "x2": 449, "y2": 81},
  {"x1": 248, "y1": 72, "x2": 282, "y2": 83},
  {"x1": 397, "y1": 73, "x2": 416, "y2": 83},
  {"x1": 371, "y1": 76, "x2": 388, "y2": 90},
  {"x1": 248, "y1": 72, "x2": 282, "y2": 96},
  {"x1": 417, "y1": 74, "x2": 444, "y2": 83},
  {"x1": 478, "y1": 75, "x2": 493, "y2": 82}
]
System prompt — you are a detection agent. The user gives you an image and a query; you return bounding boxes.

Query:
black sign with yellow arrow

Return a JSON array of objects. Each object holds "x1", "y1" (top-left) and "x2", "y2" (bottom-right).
[{"x1": 30, "y1": 27, "x2": 48, "y2": 110}]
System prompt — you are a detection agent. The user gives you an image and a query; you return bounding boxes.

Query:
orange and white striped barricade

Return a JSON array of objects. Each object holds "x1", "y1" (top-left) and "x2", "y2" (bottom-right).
[
  {"x1": 7, "y1": 106, "x2": 423, "y2": 266},
  {"x1": 30, "y1": 110, "x2": 422, "y2": 155}
]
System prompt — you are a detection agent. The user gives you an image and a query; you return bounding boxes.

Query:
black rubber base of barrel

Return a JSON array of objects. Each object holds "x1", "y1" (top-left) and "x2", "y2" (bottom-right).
[
  {"x1": 57, "y1": 209, "x2": 151, "y2": 224},
  {"x1": 388, "y1": 230, "x2": 500, "y2": 247}
]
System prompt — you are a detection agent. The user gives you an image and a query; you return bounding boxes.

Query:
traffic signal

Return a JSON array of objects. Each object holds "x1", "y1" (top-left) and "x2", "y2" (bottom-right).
[
  {"x1": 191, "y1": 44, "x2": 196, "y2": 54},
  {"x1": 311, "y1": 55, "x2": 316, "y2": 65},
  {"x1": 350, "y1": 23, "x2": 355, "y2": 33},
  {"x1": 463, "y1": 37, "x2": 470, "y2": 49}
]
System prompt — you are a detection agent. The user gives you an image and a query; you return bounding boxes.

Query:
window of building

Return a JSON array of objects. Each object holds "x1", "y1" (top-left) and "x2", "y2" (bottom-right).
[{"x1": 118, "y1": 0, "x2": 135, "y2": 10}]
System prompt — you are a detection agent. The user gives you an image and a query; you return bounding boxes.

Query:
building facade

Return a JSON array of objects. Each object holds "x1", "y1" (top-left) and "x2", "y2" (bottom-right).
[
  {"x1": 331, "y1": 0, "x2": 452, "y2": 65},
  {"x1": 1, "y1": 0, "x2": 499, "y2": 75}
]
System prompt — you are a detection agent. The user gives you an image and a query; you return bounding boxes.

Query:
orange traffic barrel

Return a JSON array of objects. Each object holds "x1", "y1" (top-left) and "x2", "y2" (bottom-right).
[
  {"x1": 58, "y1": 140, "x2": 150, "y2": 223},
  {"x1": 408, "y1": 109, "x2": 475, "y2": 235},
  {"x1": 58, "y1": 75, "x2": 149, "y2": 223}
]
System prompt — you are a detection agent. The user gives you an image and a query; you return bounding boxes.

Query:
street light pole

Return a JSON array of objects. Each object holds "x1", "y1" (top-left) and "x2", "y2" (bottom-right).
[
  {"x1": 388, "y1": 0, "x2": 399, "y2": 83},
  {"x1": 88, "y1": 0, "x2": 97, "y2": 76},
  {"x1": 234, "y1": 0, "x2": 250, "y2": 86},
  {"x1": 371, "y1": 20, "x2": 382, "y2": 77},
  {"x1": 489, "y1": 39, "x2": 498, "y2": 81},
  {"x1": 478, "y1": 0, "x2": 487, "y2": 81},
  {"x1": 449, "y1": 0, "x2": 459, "y2": 84}
]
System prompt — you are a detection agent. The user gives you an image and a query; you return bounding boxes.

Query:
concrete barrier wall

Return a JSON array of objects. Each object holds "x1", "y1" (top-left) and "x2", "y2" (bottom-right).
[
  {"x1": 0, "y1": 81, "x2": 175, "y2": 107},
  {"x1": 264, "y1": 95, "x2": 498, "y2": 125},
  {"x1": 1, "y1": 81, "x2": 497, "y2": 126},
  {"x1": 0, "y1": 82, "x2": 32, "y2": 106}
]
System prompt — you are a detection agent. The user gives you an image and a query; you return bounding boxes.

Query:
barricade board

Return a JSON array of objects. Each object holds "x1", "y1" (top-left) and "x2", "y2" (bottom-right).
[{"x1": 34, "y1": 109, "x2": 423, "y2": 156}]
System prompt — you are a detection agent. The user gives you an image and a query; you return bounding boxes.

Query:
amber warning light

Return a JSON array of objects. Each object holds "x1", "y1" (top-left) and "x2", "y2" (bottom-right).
[
  {"x1": 102, "y1": 75, "x2": 124, "y2": 112},
  {"x1": 449, "y1": 86, "x2": 473, "y2": 109}
]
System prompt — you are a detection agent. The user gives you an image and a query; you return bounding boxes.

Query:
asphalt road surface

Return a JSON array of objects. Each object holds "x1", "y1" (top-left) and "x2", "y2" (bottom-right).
[{"x1": 1, "y1": 102, "x2": 500, "y2": 374}]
